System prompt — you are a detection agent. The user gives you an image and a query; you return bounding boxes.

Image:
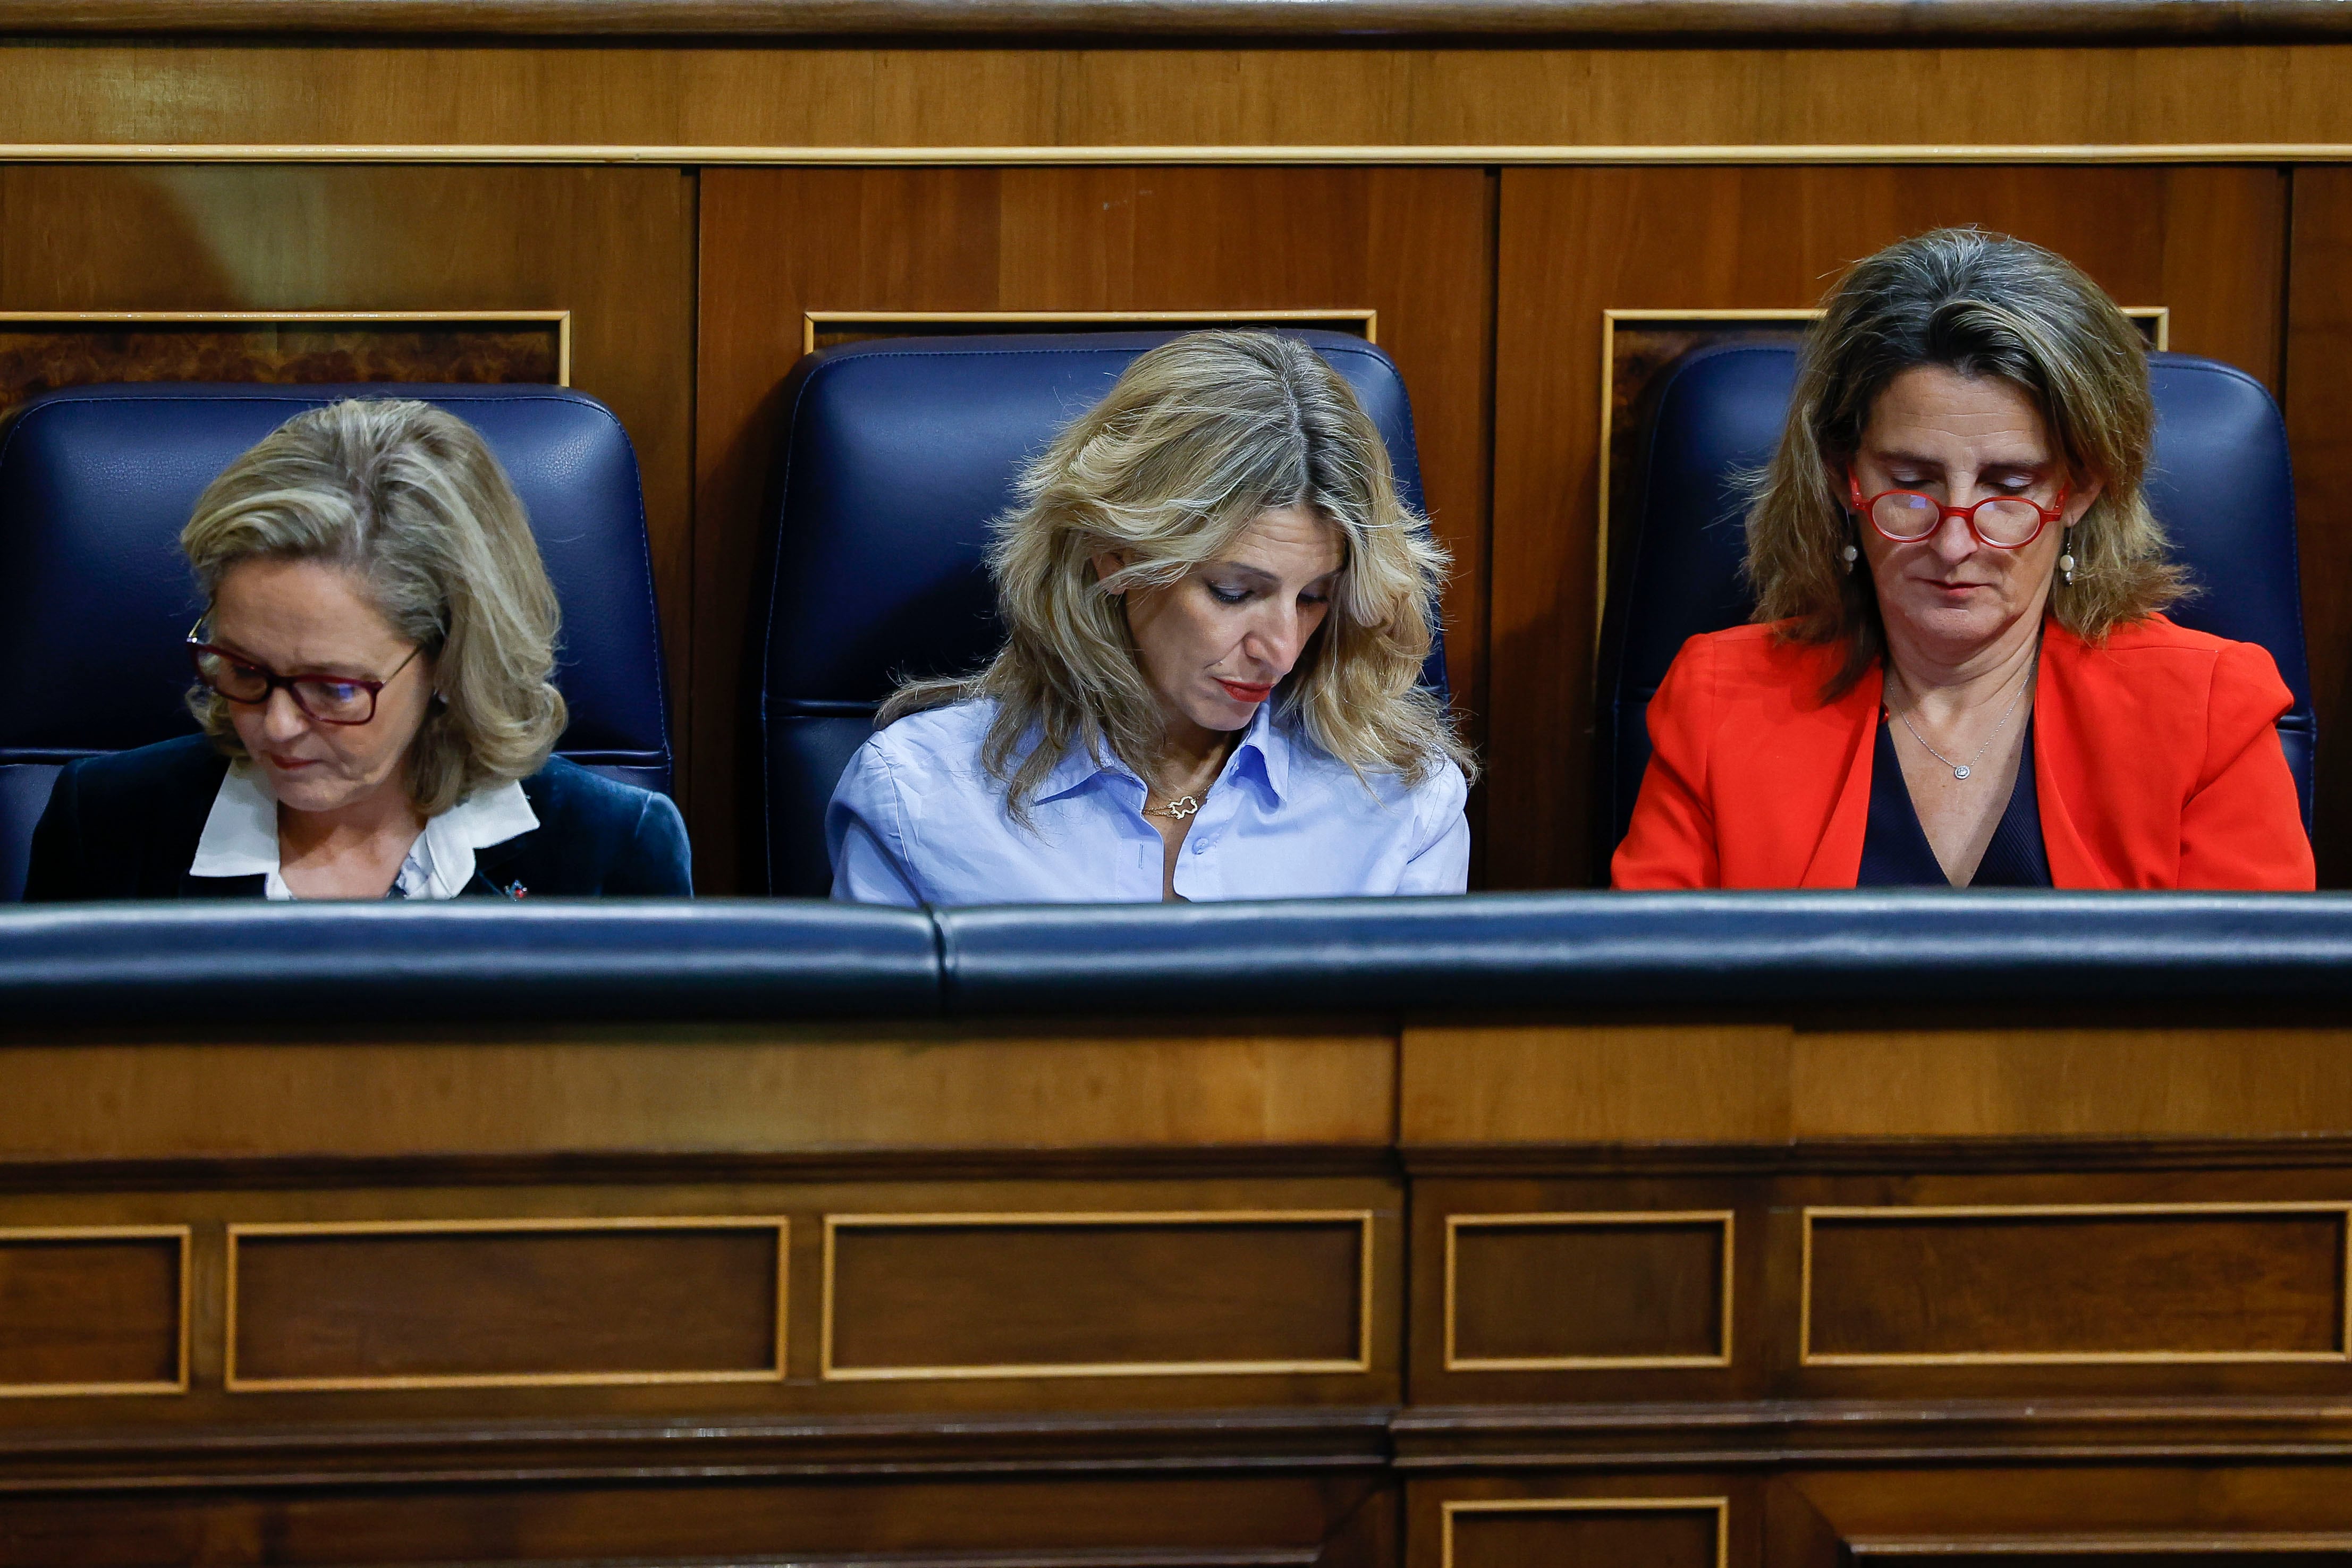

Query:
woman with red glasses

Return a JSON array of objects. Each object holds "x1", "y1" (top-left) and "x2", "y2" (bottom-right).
[
  {"x1": 1613, "y1": 228, "x2": 2312, "y2": 890},
  {"x1": 23, "y1": 399, "x2": 690, "y2": 901}
]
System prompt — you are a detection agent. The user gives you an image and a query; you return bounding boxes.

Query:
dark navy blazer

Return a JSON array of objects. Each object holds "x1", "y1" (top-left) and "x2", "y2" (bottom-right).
[{"x1": 23, "y1": 734, "x2": 692, "y2": 901}]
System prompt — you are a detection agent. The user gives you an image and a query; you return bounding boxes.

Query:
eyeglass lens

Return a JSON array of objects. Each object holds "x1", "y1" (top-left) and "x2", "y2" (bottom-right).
[
  {"x1": 1869, "y1": 492, "x2": 2045, "y2": 547},
  {"x1": 193, "y1": 649, "x2": 377, "y2": 723}
]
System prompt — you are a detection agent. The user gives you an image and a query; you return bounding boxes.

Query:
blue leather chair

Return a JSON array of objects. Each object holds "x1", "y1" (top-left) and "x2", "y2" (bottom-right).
[
  {"x1": 1594, "y1": 345, "x2": 2315, "y2": 874},
  {"x1": 0, "y1": 383, "x2": 672, "y2": 901},
  {"x1": 752, "y1": 328, "x2": 1445, "y2": 897}
]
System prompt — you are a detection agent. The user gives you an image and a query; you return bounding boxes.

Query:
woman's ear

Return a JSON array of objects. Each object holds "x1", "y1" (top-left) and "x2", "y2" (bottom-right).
[
  {"x1": 1090, "y1": 549, "x2": 1129, "y2": 595},
  {"x1": 2063, "y1": 475, "x2": 2104, "y2": 527}
]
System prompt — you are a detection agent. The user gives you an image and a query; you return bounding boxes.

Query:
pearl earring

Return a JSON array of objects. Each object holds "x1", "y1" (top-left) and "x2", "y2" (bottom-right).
[
  {"x1": 2058, "y1": 527, "x2": 2077, "y2": 587},
  {"x1": 1841, "y1": 543, "x2": 1859, "y2": 572}
]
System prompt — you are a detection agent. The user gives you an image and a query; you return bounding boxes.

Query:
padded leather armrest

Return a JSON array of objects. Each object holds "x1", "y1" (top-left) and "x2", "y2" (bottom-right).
[
  {"x1": 8, "y1": 893, "x2": 2350, "y2": 1027},
  {"x1": 0, "y1": 901, "x2": 940, "y2": 1025},
  {"x1": 936, "y1": 892, "x2": 2352, "y2": 1015}
]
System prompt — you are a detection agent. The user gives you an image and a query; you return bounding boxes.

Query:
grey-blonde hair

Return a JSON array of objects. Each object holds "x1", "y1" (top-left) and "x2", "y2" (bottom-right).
[
  {"x1": 1745, "y1": 226, "x2": 2186, "y2": 695},
  {"x1": 181, "y1": 398, "x2": 567, "y2": 816},
  {"x1": 881, "y1": 329, "x2": 1472, "y2": 819}
]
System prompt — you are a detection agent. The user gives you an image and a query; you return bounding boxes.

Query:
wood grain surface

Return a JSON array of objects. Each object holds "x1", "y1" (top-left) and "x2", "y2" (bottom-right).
[
  {"x1": 0, "y1": 46, "x2": 2349, "y2": 152},
  {"x1": 0, "y1": 1027, "x2": 1395, "y2": 1161},
  {"x1": 1401, "y1": 1022, "x2": 2352, "y2": 1144}
]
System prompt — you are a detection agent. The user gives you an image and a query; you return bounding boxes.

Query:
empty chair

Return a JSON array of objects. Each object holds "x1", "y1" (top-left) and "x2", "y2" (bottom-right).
[
  {"x1": 1595, "y1": 344, "x2": 2315, "y2": 874},
  {"x1": 751, "y1": 329, "x2": 1445, "y2": 897},
  {"x1": 0, "y1": 383, "x2": 672, "y2": 901}
]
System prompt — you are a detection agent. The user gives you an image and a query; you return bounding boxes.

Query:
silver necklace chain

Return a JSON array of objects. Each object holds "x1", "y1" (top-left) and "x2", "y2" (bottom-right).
[{"x1": 1890, "y1": 656, "x2": 2036, "y2": 782}]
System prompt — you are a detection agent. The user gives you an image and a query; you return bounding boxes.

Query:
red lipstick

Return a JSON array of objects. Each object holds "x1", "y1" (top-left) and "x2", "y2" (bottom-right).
[{"x1": 1216, "y1": 679, "x2": 1274, "y2": 704}]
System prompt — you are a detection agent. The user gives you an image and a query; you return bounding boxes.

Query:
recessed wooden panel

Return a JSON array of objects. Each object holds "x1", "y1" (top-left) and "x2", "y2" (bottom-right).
[
  {"x1": 1446, "y1": 1213, "x2": 1730, "y2": 1369},
  {"x1": 1494, "y1": 164, "x2": 2287, "y2": 887},
  {"x1": 805, "y1": 308, "x2": 1374, "y2": 355},
  {"x1": 822, "y1": 1210, "x2": 1372, "y2": 1379},
  {"x1": 0, "y1": 311, "x2": 564, "y2": 423},
  {"x1": 1803, "y1": 1205, "x2": 2351, "y2": 1364},
  {"x1": 1444, "y1": 1499, "x2": 1728, "y2": 1568},
  {"x1": 2286, "y1": 166, "x2": 2352, "y2": 887},
  {"x1": 0, "y1": 1226, "x2": 187, "y2": 1397},
  {"x1": 227, "y1": 1218, "x2": 787, "y2": 1390},
  {"x1": 698, "y1": 165, "x2": 1493, "y2": 891}
]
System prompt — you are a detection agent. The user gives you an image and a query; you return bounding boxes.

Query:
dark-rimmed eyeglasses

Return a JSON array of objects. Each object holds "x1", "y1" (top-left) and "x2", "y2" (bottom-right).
[
  {"x1": 1848, "y1": 470, "x2": 2070, "y2": 550},
  {"x1": 185, "y1": 622, "x2": 423, "y2": 726}
]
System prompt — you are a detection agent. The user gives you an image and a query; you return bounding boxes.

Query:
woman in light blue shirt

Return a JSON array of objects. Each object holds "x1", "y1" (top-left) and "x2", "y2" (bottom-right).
[{"x1": 827, "y1": 329, "x2": 1474, "y2": 906}]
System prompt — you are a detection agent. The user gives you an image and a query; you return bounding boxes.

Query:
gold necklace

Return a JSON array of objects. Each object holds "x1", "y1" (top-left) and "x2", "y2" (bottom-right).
[{"x1": 1142, "y1": 789, "x2": 1205, "y2": 821}]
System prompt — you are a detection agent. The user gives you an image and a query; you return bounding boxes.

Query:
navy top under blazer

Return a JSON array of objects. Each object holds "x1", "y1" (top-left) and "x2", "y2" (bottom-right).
[
  {"x1": 23, "y1": 734, "x2": 692, "y2": 901},
  {"x1": 1855, "y1": 717, "x2": 2052, "y2": 888}
]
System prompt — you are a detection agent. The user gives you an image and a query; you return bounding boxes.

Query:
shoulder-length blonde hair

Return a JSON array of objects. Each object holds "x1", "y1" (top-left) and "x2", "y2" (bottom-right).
[
  {"x1": 1746, "y1": 226, "x2": 2186, "y2": 695},
  {"x1": 882, "y1": 329, "x2": 1471, "y2": 818},
  {"x1": 180, "y1": 397, "x2": 568, "y2": 816}
]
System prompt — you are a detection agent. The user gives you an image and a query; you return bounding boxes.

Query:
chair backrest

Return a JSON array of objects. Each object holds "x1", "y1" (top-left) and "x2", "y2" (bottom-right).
[
  {"x1": 1594, "y1": 346, "x2": 2315, "y2": 872},
  {"x1": 0, "y1": 383, "x2": 672, "y2": 901},
  {"x1": 752, "y1": 328, "x2": 1445, "y2": 897}
]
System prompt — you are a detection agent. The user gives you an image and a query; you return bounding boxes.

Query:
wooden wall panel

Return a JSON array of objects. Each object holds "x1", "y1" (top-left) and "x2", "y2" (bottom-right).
[
  {"x1": 695, "y1": 165, "x2": 1494, "y2": 891},
  {"x1": 1444, "y1": 1501, "x2": 1726, "y2": 1568},
  {"x1": 824, "y1": 1212, "x2": 1369, "y2": 1378},
  {"x1": 2286, "y1": 166, "x2": 2352, "y2": 885},
  {"x1": 228, "y1": 1221, "x2": 786, "y2": 1389},
  {"x1": 0, "y1": 165, "x2": 696, "y2": 801},
  {"x1": 1803, "y1": 1206, "x2": 2349, "y2": 1363},
  {"x1": 1490, "y1": 164, "x2": 2289, "y2": 886},
  {"x1": 0, "y1": 44, "x2": 2350, "y2": 152},
  {"x1": 1446, "y1": 1213, "x2": 1730, "y2": 1369},
  {"x1": 1410, "y1": 1484, "x2": 1740, "y2": 1568},
  {"x1": 0, "y1": 1228, "x2": 184, "y2": 1395},
  {"x1": 0, "y1": 1024, "x2": 1393, "y2": 1162},
  {"x1": 1401, "y1": 1023, "x2": 2352, "y2": 1145},
  {"x1": 0, "y1": 1473, "x2": 1374, "y2": 1568}
]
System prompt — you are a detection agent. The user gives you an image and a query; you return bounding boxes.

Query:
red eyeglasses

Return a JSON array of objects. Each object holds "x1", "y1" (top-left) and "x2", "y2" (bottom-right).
[
  {"x1": 1848, "y1": 470, "x2": 2069, "y2": 550},
  {"x1": 187, "y1": 622, "x2": 422, "y2": 726}
]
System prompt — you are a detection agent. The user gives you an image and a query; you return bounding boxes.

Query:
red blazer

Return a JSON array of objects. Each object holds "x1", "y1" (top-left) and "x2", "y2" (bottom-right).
[{"x1": 1612, "y1": 614, "x2": 2314, "y2": 891}]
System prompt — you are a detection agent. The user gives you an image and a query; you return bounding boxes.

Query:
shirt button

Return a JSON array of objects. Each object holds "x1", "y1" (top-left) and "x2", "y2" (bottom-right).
[{"x1": 1191, "y1": 838, "x2": 1208, "y2": 854}]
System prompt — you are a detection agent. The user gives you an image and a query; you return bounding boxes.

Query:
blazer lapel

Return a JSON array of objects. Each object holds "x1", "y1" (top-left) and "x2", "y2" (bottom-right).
[
  {"x1": 2032, "y1": 621, "x2": 2117, "y2": 889},
  {"x1": 1798, "y1": 663, "x2": 1884, "y2": 888},
  {"x1": 466, "y1": 833, "x2": 538, "y2": 899}
]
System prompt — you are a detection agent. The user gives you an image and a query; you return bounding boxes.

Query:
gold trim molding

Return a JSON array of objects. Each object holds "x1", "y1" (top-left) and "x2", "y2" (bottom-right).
[
  {"x1": 0, "y1": 1224, "x2": 190, "y2": 1399},
  {"x1": 1800, "y1": 1201, "x2": 2352, "y2": 1367},
  {"x1": 225, "y1": 1216, "x2": 790, "y2": 1393},
  {"x1": 1, "y1": 142, "x2": 2351, "y2": 166},
  {"x1": 819, "y1": 1208, "x2": 1377, "y2": 1381},
  {"x1": 0, "y1": 310, "x2": 574, "y2": 386},
  {"x1": 802, "y1": 308, "x2": 1376, "y2": 357},
  {"x1": 1443, "y1": 1210, "x2": 1733, "y2": 1371},
  {"x1": 1441, "y1": 1497, "x2": 1731, "y2": 1568}
]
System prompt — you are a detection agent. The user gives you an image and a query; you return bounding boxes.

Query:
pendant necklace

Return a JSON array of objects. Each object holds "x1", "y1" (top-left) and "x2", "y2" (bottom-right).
[
  {"x1": 1143, "y1": 792, "x2": 1204, "y2": 821},
  {"x1": 1891, "y1": 655, "x2": 2035, "y2": 782}
]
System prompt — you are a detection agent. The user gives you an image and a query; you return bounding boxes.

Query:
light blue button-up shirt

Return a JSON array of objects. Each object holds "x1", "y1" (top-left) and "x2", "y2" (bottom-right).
[{"x1": 827, "y1": 698, "x2": 1469, "y2": 906}]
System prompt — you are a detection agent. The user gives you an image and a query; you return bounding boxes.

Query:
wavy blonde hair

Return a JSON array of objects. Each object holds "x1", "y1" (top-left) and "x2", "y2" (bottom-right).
[
  {"x1": 882, "y1": 329, "x2": 1471, "y2": 819},
  {"x1": 1746, "y1": 227, "x2": 2187, "y2": 696},
  {"x1": 180, "y1": 398, "x2": 568, "y2": 816}
]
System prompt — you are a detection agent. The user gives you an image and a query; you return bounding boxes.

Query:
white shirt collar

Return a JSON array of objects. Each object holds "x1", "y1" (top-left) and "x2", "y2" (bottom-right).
[{"x1": 189, "y1": 760, "x2": 539, "y2": 900}]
